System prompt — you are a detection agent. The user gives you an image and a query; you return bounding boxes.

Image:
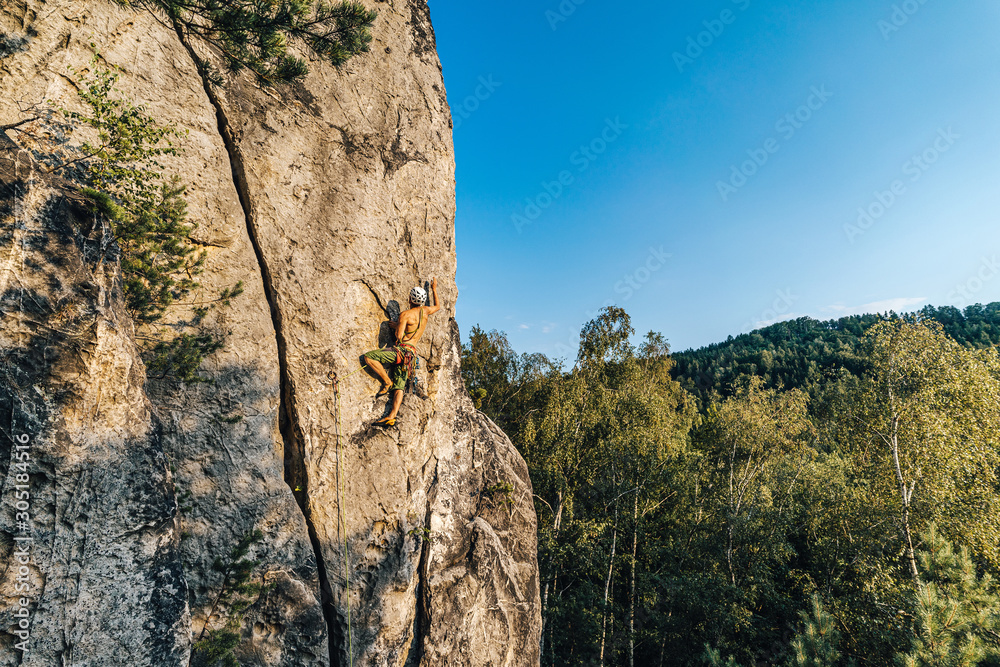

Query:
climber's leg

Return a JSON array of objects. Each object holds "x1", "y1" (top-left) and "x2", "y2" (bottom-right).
[
  {"x1": 386, "y1": 388, "x2": 404, "y2": 420},
  {"x1": 362, "y1": 350, "x2": 394, "y2": 394}
]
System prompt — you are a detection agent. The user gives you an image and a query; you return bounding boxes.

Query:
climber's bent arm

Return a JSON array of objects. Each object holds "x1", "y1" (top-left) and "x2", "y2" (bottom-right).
[{"x1": 394, "y1": 316, "x2": 408, "y2": 343}]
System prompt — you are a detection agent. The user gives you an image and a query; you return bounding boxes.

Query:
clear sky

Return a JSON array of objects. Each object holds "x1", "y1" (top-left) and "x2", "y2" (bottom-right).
[{"x1": 426, "y1": 0, "x2": 1000, "y2": 358}]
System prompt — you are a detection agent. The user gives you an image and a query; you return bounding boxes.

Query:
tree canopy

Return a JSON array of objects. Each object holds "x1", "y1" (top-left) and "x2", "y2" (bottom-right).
[{"x1": 463, "y1": 304, "x2": 1000, "y2": 666}]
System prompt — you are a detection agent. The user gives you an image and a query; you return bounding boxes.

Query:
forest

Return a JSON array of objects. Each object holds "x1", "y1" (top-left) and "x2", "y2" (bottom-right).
[{"x1": 461, "y1": 304, "x2": 1000, "y2": 667}]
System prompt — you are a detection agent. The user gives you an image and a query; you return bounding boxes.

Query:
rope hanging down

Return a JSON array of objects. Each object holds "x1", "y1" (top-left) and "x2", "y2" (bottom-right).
[{"x1": 321, "y1": 344, "x2": 422, "y2": 662}]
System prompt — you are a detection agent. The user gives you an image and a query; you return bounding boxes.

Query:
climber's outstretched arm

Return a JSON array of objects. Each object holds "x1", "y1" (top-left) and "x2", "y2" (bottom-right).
[{"x1": 427, "y1": 277, "x2": 441, "y2": 315}]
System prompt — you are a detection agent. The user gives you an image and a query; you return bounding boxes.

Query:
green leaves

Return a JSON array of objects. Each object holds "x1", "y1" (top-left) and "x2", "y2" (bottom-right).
[
  {"x1": 120, "y1": 0, "x2": 378, "y2": 84},
  {"x1": 67, "y1": 59, "x2": 183, "y2": 190},
  {"x1": 672, "y1": 305, "x2": 1000, "y2": 410},
  {"x1": 194, "y1": 530, "x2": 270, "y2": 667},
  {"x1": 462, "y1": 309, "x2": 1000, "y2": 666},
  {"x1": 895, "y1": 525, "x2": 1000, "y2": 667},
  {"x1": 790, "y1": 595, "x2": 846, "y2": 667},
  {"x1": 13, "y1": 54, "x2": 235, "y2": 382},
  {"x1": 579, "y1": 305, "x2": 635, "y2": 365},
  {"x1": 48, "y1": 57, "x2": 206, "y2": 327},
  {"x1": 853, "y1": 320, "x2": 1000, "y2": 570},
  {"x1": 146, "y1": 333, "x2": 224, "y2": 383},
  {"x1": 84, "y1": 177, "x2": 207, "y2": 325}
]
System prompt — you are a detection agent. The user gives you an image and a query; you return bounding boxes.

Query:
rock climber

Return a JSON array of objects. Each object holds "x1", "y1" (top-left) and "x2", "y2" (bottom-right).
[{"x1": 361, "y1": 278, "x2": 440, "y2": 427}]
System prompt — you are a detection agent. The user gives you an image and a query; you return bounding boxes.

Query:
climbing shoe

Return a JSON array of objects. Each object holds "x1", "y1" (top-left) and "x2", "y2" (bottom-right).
[
  {"x1": 373, "y1": 416, "x2": 396, "y2": 428},
  {"x1": 375, "y1": 383, "x2": 392, "y2": 397}
]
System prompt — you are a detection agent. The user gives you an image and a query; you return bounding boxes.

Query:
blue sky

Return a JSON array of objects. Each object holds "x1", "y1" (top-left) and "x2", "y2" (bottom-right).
[{"x1": 426, "y1": 0, "x2": 1000, "y2": 357}]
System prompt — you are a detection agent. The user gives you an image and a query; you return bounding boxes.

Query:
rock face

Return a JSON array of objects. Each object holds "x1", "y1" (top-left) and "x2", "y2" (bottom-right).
[
  {"x1": 0, "y1": 140, "x2": 190, "y2": 666},
  {"x1": 0, "y1": 1, "x2": 540, "y2": 666}
]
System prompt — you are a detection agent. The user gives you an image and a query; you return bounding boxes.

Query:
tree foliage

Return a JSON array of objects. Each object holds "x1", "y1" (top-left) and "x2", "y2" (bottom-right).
[
  {"x1": 672, "y1": 305, "x2": 1000, "y2": 409},
  {"x1": 790, "y1": 595, "x2": 847, "y2": 667},
  {"x1": 117, "y1": 0, "x2": 378, "y2": 83},
  {"x1": 895, "y1": 525, "x2": 1000, "y2": 667},
  {"x1": 192, "y1": 530, "x2": 271, "y2": 667},
  {"x1": 8, "y1": 55, "x2": 237, "y2": 381},
  {"x1": 25, "y1": 56, "x2": 207, "y2": 325},
  {"x1": 850, "y1": 320, "x2": 1000, "y2": 576},
  {"x1": 463, "y1": 308, "x2": 1000, "y2": 667}
]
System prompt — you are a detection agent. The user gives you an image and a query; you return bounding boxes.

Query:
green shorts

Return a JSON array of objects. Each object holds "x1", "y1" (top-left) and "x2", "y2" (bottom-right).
[{"x1": 363, "y1": 349, "x2": 408, "y2": 391}]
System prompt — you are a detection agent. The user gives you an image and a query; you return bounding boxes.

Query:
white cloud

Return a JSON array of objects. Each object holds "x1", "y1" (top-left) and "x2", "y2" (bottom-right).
[
  {"x1": 747, "y1": 312, "x2": 802, "y2": 331},
  {"x1": 822, "y1": 296, "x2": 928, "y2": 318},
  {"x1": 519, "y1": 323, "x2": 531, "y2": 330}
]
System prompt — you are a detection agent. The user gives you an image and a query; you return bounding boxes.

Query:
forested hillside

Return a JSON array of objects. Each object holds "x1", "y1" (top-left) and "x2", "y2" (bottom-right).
[
  {"x1": 463, "y1": 304, "x2": 1000, "y2": 667},
  {"x1": 673, "y1": 303, "x2": 1000, "y2": 407}
]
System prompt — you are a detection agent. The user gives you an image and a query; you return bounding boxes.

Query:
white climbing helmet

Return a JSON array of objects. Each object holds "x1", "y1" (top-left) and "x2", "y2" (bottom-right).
[{"x1": 409, "y1": 286, "x2": 427, "y2": 304}]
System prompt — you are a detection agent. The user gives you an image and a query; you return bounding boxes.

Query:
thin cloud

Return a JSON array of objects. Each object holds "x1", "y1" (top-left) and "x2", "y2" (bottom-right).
[
  {"x1": 748, "y1": 312, "x2": 802, "y2": 331},
  {"x1": 822, "y1": 297, "x2": 928, "y2": 318}
]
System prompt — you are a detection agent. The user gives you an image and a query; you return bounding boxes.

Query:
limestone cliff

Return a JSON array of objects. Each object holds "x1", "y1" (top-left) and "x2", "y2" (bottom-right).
[{"x1": 0, "y1": 1, "x2": 541, "y2": 665}]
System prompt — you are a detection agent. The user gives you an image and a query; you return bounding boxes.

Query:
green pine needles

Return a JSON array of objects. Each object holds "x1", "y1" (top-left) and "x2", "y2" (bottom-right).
[
  {"x1": 10, "y1": 54, "x2": 241, "y2": 381},
  {"x1": 790, "y1": 596, "x2": 850, "y2": 667},
  {"x1": 116, "y1": 0, "x2": 378, "y2": 83},
  {"x1": 81, "y1": 181, "x2": 205, "y2": 326},
  {"x1": 54, "y1": 56, "x2": 208, "y2": 328},
  {"x1": 146, "y1": 333, "x2": 225, "y2": 383},
  {"x1": 66, "y1": 59, "x2": 185, "y2": 191},
  {"x1": 192, "y1": 530, "x2": 272, "y2": 667},
  {"x1": 896, "y1": 526, "x2": 1000, "y2": 667}
]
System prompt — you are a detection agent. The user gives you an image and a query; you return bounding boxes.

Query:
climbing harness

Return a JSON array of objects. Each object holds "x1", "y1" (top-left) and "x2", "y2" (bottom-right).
[
  {"x1": 328, "y1": 372, "x2": 354, "y2": 666},
  {"x1": 329, "y1": 304, "x2": 425, "y2": 422},
  {"x1": 396, "y1": 306, "x2": 425, "y2": 393}
]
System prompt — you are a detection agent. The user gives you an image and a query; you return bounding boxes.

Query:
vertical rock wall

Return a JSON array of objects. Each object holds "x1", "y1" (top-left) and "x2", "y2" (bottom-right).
[
  {"x1": 0, "y1": 142, "x2": 189, "y2": 666},
  {"x1": 0, "y1": 1, "x2": 541, "y2": 665}
]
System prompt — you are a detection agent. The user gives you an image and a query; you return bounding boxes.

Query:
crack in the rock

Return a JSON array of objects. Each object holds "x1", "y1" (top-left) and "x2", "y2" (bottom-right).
[
  {"x1": 404, "y1": 500, "x2": 432, "y2": 667},
  {"x1": 405, "y1": 461, "x2": 437, "y2": 667},
  {"x1": 171, "y1": 23, "x2": 341, "y2": 667},
  {"x1": 354, "y1": 277, "x2": 388, "y2": 315}
]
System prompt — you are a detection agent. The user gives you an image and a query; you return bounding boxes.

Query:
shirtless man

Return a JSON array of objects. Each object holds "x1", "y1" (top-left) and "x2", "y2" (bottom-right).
[{"x1": 361, "y1": 278, "x2": 441, "y2": 426}]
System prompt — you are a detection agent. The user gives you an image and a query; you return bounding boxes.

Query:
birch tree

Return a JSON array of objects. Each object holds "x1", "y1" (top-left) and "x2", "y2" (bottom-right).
[{"x1": 851, "y1": 320, "x2": 1000, "y2": 578}]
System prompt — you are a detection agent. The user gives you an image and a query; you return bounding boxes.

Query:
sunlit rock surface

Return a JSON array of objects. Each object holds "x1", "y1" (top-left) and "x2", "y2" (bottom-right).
[{"x1": 0, "y1": 1, "x2": 540, "y2": 665}]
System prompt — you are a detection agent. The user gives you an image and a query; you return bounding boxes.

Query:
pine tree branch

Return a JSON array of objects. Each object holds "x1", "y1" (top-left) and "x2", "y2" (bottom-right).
[
  {"x1": 120, "y1": 0, "x2": 376, "y2": 83},
  {"x1": 0, "y1": 116, "x2": 42, "y2": 132}
]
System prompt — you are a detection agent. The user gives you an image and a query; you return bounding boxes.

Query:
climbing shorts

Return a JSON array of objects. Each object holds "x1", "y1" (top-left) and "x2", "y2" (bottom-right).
[{"x1": 362, "y1": 348, "x2": 409, "y2": 391}]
